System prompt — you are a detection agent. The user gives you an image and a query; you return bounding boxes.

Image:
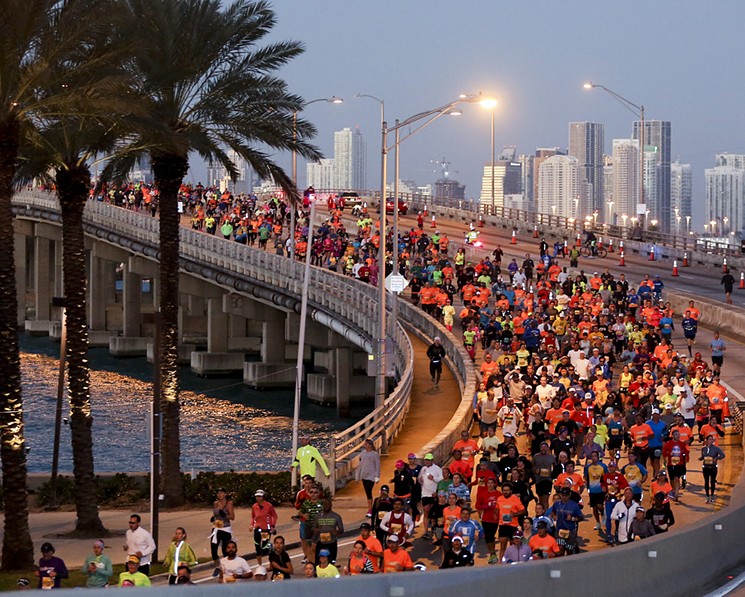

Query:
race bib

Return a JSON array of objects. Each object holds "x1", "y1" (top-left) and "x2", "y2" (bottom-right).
[
  {"x1": 261, "y1": 532, "x2": 271, "y2": 541},
  {"x1": 42, "y1": 577, "x2": 54, "y2": 590},
  {"x1": 704, "y1": 456, "x2": 714, "y2": 466},
  {"x1": 213, "y1": 520, "x2": 224, "y2": 529},
  {"x1": 670, "y1": 457, "x2": 680, "y2": 465},
  {"x1": 378, "y1": 511, "x2": 386, "y2": 521},
  {"x1": 539, "y1": 468, "x2": 551, "y2": 477},
  {"x1": 390, "y1": 524, "x2": 402, "y2": 534},
  {"x1": 611, "y1": 428, "x2": 620, "y2": 436},
  {"x1": 437, "y1": 517, "x2": 444, "y2": 526},
  {"x1": 502, "y1": 513, "x2": 512, "y2": 524},
  {"x1": 460, "y1": 536, "x2": 470, "y2": 546},
  {"x1": 558, "y1": 529, "x2": 570, "y2": 539},
  {"x1": 320, "y1": 532, "x2": 332, "y2": 543}
]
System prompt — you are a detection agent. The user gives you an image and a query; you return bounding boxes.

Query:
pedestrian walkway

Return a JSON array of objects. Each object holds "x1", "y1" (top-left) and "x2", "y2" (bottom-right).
[{"x1": 334, "y1": 333, "x2": 462, "y2": 505}]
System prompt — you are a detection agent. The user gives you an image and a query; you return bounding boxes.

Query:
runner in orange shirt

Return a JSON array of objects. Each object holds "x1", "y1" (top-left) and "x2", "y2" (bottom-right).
[
  {"x1": 495, "y1": 482, "x2": 526, "y2": 561},
  {"x1": 629, "y1": 414, "x2": 654, "y2": 467}
]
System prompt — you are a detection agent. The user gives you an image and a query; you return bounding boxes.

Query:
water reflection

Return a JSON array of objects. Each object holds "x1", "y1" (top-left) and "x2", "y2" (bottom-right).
[{"x1": 21, "y1": 341, "x2": 363, "y2": 473}]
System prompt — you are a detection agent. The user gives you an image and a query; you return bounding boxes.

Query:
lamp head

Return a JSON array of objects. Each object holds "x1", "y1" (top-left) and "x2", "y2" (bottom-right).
[
  {"x1": 330, "y1": 96, "x2": 344, "y2": 104},
  {"x1": 583, "y1": 82, "x2": 594, "y2": 89},
  {"x1": 480, "y1": 98, "x2": 498, "y2": 110}
]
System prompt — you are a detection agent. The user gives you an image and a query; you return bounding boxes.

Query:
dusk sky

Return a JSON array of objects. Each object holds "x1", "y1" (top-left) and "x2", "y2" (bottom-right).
[{"x1": 196, "y1": 1, "x2": 745, "y2": 228}]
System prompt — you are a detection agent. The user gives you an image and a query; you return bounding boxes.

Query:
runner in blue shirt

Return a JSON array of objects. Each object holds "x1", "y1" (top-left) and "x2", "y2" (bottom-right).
[
  {"x1": 584, "y1": 451, "x2": 609, "y2": 532},
  {"x1": 449, "y1": 507, "x2": 484, "y2": 555},
  {"x1": 646, "y1": 410, "x2": 667, "y2": 478}
]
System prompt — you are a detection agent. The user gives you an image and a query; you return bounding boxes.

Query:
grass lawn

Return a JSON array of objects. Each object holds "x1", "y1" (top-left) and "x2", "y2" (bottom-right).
[{"x1": 0, "y1": 564, "x2": 127, "y2": 591}]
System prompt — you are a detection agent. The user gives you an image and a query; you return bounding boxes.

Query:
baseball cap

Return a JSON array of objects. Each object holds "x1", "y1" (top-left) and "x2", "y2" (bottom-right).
[
  {"x1": 503, "y1": 432, "x2": 513, "y2": 438},
  {"x1": 387, "y1": 535, "x2": 400, "y2": 543},
  {"x1": 536, "y1": 521, "x2": 548, "y2": 529},
  {"x1": 17, "y1": 579, "x2": 30, "y2": 587},
  {"x1": 434, "y1": 336, "x2": 441, "y2": 342},
  {"x1": 451, "y1": 536, "x2": 464, "y2": 543},
  {"x1": 319, "y1": 549, "x2": 331, "y2": 557},
  {"x1": 127, "y1": 555, "x2": 141, "y2": 564},
  {"x1": 664, "y1": 403, "x2": 673, "y2": 410},
  {"x1": 407, "y1": 453, "x2": 417, "y2": 459},
  {"x1": 695, "y1": 352, "x2": 701, "y2": 357},
  {"x1": 359, "y1": 522, "x2": 372, "y2": 530},
  {"x1": 395, "y1": 459, "x2": 405, "y2": 468},
  {"x1": 636, "y1": 506, "x2": 646, "y2": 513},
  {"x1": 254, "y1": 565, "x2": 267, "y2": 577},
  {"x1": 255, "y1": 489, "x2": 265, "y2": 497},
  {"x1": 652, "y1": 408, "x2": 660, "y2": 414},
  {"x1": 559, "y1": 487, "x2": 571, "y2": 495},
  {"x1": 584, "y1": 392, "x2": 593, "y2": 400},
  {"x1": 380, "y1": 484, "x2": 390, "y2": 492},
  {"x1": 41, "y1": 542, "x2": 54, "y2": 553},
  {"x1": 424, "y1": 453, "x2": 434, "y2": 460}
]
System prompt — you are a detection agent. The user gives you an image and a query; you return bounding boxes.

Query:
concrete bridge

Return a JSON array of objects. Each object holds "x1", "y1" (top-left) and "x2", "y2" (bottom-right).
[{"x1": 11, "y1": 190, "x2": 476, "y2": 489}]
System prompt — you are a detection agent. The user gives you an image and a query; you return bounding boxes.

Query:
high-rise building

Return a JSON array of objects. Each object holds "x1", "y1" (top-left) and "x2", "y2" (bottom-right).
[
  {"x1": 706, "y1": 154, "x2": 745, "y2": 235},
  {"x1": 206, "y1": 150, "x2": 254, "y2": 194},
  {"x1": 536, "y1": 155, "x2": 581, "y2": 219},
  {"x1": 434, "y1": 178, "x2": 466, "y2": 200},
  {"x1": 480, "y1": 160, "x2": 521, "y2": 209},
  {"x1": 568, "y1": 122, "x2": 604, "y2": 217},
  {"x1": 632, "y1": 120, "x2": 671, "y2": 232},
  {"x1": 333, "y1": 126, "x2": 366, "y2": 190},
  {"x1": 670, "y1": 161, "x2": 692, "y2": 234},
  {"x1": 533, "y1": 148, "x2": 564, "y2": 209},
  {"x1": 643, "y1": 147, "x2": 660, "y2": 225},
  {"x1": 611, "y1": 139, "x2": 639, "y2": 225},
  {"x1": 602, "y1": 154, "x2": 614, "y2": 224},
  {"x1": 518, "y1": 154, "x2": 534, "y2": 208},
  {"x1": 306, "y1": 158, "x2": 335, "y2": 190}
]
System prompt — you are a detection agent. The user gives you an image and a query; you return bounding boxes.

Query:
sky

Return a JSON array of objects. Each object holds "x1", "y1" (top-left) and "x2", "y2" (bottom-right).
[{"x1": 194, "y1": 0, "x2": 745, "y2": 228}]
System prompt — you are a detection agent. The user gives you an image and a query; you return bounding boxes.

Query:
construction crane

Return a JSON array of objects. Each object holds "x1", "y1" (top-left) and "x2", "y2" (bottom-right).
[{"x1": 430, "y1": 157, "x2": 458, "y2": 180}]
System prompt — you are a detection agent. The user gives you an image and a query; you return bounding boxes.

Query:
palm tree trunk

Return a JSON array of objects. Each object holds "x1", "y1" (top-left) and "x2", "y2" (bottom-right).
[
  {"x1": 56, "y1": 166, "x2": 107, "y2": 536},
  {"x1": 152, "y1": 153, "x2": 188, "y2": 507},
  {"x1": 0, "y1": 119, "x2": 34, "y2": 569}
]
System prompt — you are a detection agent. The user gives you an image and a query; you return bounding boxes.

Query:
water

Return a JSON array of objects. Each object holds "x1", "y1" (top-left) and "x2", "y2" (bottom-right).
[{"x1": 20, "y1": 336, "x2": 370, "y2": 473}]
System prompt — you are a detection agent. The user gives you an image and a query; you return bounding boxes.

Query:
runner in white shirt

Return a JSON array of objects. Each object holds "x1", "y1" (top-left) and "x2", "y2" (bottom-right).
[{"x1": 498, "y1": 398, "x2": 522, "y2": 437}]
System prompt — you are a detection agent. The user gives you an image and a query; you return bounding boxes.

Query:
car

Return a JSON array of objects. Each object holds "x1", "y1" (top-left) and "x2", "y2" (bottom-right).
[
  {"x1": 385, "y1": 197, "x2": 408, "y2": 215},
  {"x1": 339, "y1": 191, "x2": 362, "y2": 209}
]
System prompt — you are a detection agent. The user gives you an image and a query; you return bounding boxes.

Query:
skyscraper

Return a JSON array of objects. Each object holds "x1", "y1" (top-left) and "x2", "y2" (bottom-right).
[
  {"x1": 480, "y1": 161, "x2": 521, "y2": 209},
  {"x1": 568, "y1": 122, "x2": 604, "y2": 217},
  {"x1": 611, "y1": 139, "x2": 639, "y2": 224},
  {"x1": 536, "y1": 155, "x2": 581, "y2": 219},
  {"x1": 706, "y1": 154, "x2": 745, "y2": 235},
  {"x1": 670, "y1": 160, "x2": 692, "y2": 234},
  {"x1": 206, "y1": 150, "x2": 254, "y2": 194},
  {"x1": 632, "y1": 120, "x2": 671, "y2": 232},
  {"x1": 533, "y1": 148, "x2": 564, "y2": 209},
  {"x1": 333, "y1": 126, "x2": 366, "y2": 190},
  {"x1": 306, "y1": 158, "x2": 335, "y2": 190}
]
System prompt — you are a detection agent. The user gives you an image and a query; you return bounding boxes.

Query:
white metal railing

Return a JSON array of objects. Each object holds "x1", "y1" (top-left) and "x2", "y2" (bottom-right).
[{"x1": 12, "y1": 190, "x2": 416, "y2": 479}]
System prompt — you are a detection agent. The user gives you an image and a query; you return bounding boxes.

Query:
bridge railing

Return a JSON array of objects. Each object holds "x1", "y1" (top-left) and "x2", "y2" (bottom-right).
[{"x1": 12, "y1": 190, "x2": 416, "y2": 486}]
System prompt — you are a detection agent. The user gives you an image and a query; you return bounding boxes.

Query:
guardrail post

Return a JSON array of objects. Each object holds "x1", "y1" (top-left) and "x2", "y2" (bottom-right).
[{"x1": 328, "y1": 437, "x2": 337, "y2": 495}]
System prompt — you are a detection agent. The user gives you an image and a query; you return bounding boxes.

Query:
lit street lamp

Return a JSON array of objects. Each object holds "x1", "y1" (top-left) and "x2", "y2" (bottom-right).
[
  {"x1": 373, "y1": 93, "x2": 495, "y2": 407},
  {"x1": 584, "y1": 82, "x2": 646, "y2": 230}
]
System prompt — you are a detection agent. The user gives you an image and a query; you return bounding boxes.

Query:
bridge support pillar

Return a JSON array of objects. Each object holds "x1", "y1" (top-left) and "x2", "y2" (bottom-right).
[
  {"x1": 122, "y1": 265, "x2": 142, "y2": 338},
  {"x1": 26, "y1": 236, "x2": 52, "y2": 335},
  {"x1": 14, "y1": 231, "x2": 27, "y2": 326},
  {"x1": 335, "y1": 346, "x2": 351, "y2": 418},
  {"x1": 261, "y1": 318, "x2": 285, "y2": 364},
  {"x1": 207, "y1": 296, "x2": 229, "y2": 353}
]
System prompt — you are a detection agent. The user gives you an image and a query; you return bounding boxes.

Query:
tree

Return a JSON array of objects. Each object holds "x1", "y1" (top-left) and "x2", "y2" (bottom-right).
[
  {"x1": 106, "y1": 0, "x2": 322, "y2": 506},
  {"x1": 0, "y1": 0, "x2": 117, "y2": 568}
]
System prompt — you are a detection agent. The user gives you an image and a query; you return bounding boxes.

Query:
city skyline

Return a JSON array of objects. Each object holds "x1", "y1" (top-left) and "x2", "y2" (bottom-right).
[{"x1": 186, "y1": 1, "x2": 745, "y2": 231}]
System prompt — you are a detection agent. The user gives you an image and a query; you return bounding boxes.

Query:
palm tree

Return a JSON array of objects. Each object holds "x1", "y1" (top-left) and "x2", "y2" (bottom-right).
[
  {"x1": 106, "y1": 0, "x2": 322, "y2": 506},
  {"x1": 0, "y1": 0, "x2": 118, "y2": 568}
]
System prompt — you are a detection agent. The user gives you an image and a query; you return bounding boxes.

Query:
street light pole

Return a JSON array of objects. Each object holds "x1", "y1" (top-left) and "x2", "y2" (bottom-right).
[
  {"x1": 290, "y1": 96, "x2": 343, "y2": 262},
  {"x1": 291, "y1": 200, "x2": 317, "y2": 488},
  {"x1": 372, "y1": 93, "x2": 496, "y2": 408},
  {"x1": 584, "y1": 82, "x2": 646, "y2": 231}
]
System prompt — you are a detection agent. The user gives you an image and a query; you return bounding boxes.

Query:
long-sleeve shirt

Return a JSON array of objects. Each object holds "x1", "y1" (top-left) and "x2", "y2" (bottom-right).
[
  {"x1": 292, "y1": 444, "x2": 330, "y2": 477},
  {"x1": 251, "y1": 501, "x2": 278, "y2": 530},
  {"x1": 418, "y1": 463, "x2": 444, "y2": 497},
  {"x1": 162, "y1": 541, "x2": 197, "y2": 576},
  {"x1": 356, "y1": 449, "x2": 381, "y2": 482},
  {"x1": 611, "y1": 500, "x2": 642, "y2": 543},
  {"x1": 125, "y1": 526, "x2": 156, "y2": 566},
  {"x1": 83, "y1": 554, "x2": 113, "y2": 588}
]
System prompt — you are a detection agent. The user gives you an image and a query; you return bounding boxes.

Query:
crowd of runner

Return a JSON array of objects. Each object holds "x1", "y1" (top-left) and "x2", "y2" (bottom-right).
[{"x1": 70, "y1": 185, "x2": 734, "y2": 580}]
